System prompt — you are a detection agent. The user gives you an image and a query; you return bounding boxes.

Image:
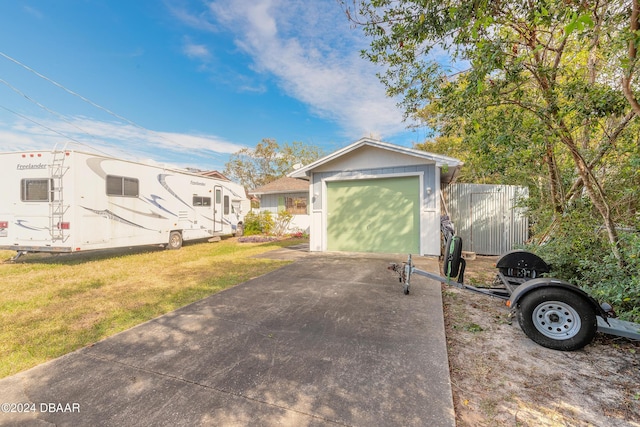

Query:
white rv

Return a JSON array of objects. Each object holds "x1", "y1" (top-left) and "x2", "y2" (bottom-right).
[{"x1": 0, "y1": 149, "x2": 249, "y2": 258}]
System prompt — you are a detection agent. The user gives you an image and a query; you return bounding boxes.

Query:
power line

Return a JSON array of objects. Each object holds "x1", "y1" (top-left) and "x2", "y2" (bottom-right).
[
  {"x1": 0, "y1": 78, "x2": 99, "y2": 140},
  {"x1": 0, "y1": 76, "x2": 136, "y2": 157},
  {"x1": 0, "y1": 50, "x2": 145, "y2": 131},
  {"x1": 0, "y1": 103, "x2": 134, "y2": 158},
  {"x1": 0, "y1": 104, "x2": 82, "y2": 146},
  {"x1": 0, "y1": 50, "x2": 224, "y2": 161}
]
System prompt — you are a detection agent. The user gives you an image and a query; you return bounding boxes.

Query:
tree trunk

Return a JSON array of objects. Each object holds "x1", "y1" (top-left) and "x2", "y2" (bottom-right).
[
  {"x1": 557, "y1": 126, "x2": 624, "y2": 264},
  {"x1": 544, "y1": 140, "x2": 564, "y2": 214},
  {"x1": 622, "y1": 0, "x2": 640, "y2": 117}
]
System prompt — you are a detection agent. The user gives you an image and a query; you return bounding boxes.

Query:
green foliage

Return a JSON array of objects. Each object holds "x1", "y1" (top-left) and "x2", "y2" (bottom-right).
[
  {"x1": 242, "y1": 211, "x2": 274, "y2": 236},
  {"x1": 527, "y1": 206, "x2": 639, "y2": 323},
  {"x1": 464, "y1": 323, "x2": 484, "y2": 333},
  {"x1": 415, "y1": 100, "x2": 547, "y2": 186},
  {"x1": 562, "y1": 82, "x2": 628, "y2": 118},
  {"x1": 530, "y1": 202, "x2": 607, "y2": 280},
  {"x1": 575, "y1": 233, "x2": 640, "y2": 323}
]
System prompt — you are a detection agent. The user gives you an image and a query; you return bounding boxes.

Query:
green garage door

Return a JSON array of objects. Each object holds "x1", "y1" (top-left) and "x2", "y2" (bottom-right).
[{"x1": 326, "y1": 176, "x2": 420, "y2": 253}]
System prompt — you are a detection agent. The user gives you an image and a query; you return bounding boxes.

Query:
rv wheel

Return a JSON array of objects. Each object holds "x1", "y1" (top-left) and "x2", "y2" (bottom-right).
[{"x1": 167, "y1": 231, "x2": 183, "y2": 250}]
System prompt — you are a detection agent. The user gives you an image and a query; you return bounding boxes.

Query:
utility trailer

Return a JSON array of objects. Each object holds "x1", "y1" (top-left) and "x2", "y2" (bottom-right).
[
  {"x1": 0, "y1": 148, "x2": 250, "y2": 259},
  {"x1": 389, "y1": 235, "x2": 640, "y2": 351}
]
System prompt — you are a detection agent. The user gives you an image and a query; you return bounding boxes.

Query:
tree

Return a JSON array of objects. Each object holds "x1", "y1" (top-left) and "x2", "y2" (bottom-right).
[
  {"x1": 224, "y1": 138, "x2": 323, "y2": 190},
  {"x1": 343, "y1": 0, "x2": 639, "y2": 262}
]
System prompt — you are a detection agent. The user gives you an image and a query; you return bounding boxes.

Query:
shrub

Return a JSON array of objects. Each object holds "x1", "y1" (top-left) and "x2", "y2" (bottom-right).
[
  {"x1": 526, "y1": 203, "x2": 639, "y2": 323},
  {"x1": 273, "y1": 210, "x2": 294, "y2": 237},
  {"x1": 242, "y1": 211, "x2": 274, "y2": 236},
  {"x1": 243, "y1": 210, "x2": 298, "y2": 237},
  {"x1": 242, "y1": 211, "x2": 262, "y2": 236},
  {"x1": 530, "y1": 203, "x2": 607, "y2": 280},
  {"x1": 574, "y1": 233, "x2": 640, "y2": 323},
  {"x1": 260, "y1": 211, "x2": 274, "y2": 235}
]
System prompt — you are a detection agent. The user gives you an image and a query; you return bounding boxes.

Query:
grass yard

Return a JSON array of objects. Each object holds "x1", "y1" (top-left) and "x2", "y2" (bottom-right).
[{"x1": 0, "y1": 238, "x2": 305, "y2": 379}]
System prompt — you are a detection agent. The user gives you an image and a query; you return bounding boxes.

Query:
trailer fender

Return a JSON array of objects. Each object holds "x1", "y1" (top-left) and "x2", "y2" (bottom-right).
[
  {"x1": 507, "y1": 278, "x2": 607, "y2": 319},
  {"x1": 496, "y1": 250, "x2": 550, "y2": 278}
]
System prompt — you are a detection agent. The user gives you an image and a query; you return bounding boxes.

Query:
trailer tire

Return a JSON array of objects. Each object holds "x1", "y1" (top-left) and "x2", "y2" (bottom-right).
[
  {"x1": 516, "y1": 287, "x2": 597, "y2": 351},
  {"x1": 167, "y1": 231, "x2": 183, "y2": 250}
]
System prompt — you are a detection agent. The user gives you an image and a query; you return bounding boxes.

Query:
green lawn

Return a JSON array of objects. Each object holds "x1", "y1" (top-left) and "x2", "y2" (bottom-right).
[{"x1": 0, "y1": 238, "x2": 305, "y2": 378}]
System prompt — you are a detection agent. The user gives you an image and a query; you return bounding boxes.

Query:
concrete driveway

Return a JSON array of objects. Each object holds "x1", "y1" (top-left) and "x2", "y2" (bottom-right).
[{"x1": 0, "y1": 248, "x2": 454, "y2": 426}]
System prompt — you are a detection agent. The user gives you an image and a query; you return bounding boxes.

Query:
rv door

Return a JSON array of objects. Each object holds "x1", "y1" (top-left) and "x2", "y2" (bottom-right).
[{"x1": 214, "y1": 186, "x2": 223, "y2": 232}]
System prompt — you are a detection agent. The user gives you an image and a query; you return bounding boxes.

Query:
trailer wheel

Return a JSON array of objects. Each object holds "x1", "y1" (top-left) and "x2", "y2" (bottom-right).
[
  {"x1": 167, "y1": 231, "x2": 183, "y2": 250},
  {"x1": 516, "y1": 287, "x2": 597, "y2": 351}
]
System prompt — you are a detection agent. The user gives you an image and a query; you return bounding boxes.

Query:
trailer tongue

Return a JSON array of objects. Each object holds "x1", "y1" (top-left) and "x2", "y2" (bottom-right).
[{"x1": 388, "y1": 236, "x2": 640, "y2": 351}]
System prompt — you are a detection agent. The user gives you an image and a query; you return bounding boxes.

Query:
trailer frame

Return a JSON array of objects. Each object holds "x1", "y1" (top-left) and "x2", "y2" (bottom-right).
[{"x1": 388, "y1": 238, "x2": 640, "y2": 351}]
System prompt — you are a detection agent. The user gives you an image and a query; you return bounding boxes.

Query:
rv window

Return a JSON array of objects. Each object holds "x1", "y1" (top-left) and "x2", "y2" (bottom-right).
[
  {"x1": 215, "y1": 189, "x2": 222, "y2": 204},
  {"x1": 193, "y1": 196, "x2": 211, "y2": 207},
  {"x1": 106, "y1": 175, "x2": 139, "y2": 197},
  {"x1": 123, "y1": 177, "x2": 138, "y2": 196},
  {"x1": 21, "y1": 179, "x2": 53, "y2": 202},
  {"x1": 224, "y1": 196, "x2": 230, "y2": 214}
]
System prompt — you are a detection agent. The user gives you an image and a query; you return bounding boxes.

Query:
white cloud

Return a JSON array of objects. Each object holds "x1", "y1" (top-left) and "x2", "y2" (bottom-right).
[
  {"x1": 180, "y1": 0, "x2": 410, "y2": 140},
  {"x1": 182, "y1": 38, "x2": 212, "y2": 61},
  {"x1": 22, "y1": 5, "x2": 44, "y2": 20},
  {"x1": 165, "y1": 1, "x2": 218, "y2": 33},
  {"x1": 0, "y1": 116, "x2": 245, "y2": 169}
]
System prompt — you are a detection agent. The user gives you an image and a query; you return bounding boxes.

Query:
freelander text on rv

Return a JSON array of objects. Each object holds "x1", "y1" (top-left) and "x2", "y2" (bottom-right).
[{"x1": 0, "y1": 150, "x2": 249, "y2": 257}]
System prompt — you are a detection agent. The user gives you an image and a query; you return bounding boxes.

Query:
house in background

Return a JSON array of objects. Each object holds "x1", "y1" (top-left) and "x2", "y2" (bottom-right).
[
  {"x1": 200, "y1": 170, "x2": 232, "y2": 181},
  {"x1": 249, "y1": 176, "x2": 311, "y2": 233},
  {"x1": 289, "y1": 138, "x2": 463, "y2": 256}
]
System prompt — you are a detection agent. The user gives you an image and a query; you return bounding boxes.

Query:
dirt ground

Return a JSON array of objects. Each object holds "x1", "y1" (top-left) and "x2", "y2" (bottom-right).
[{"x1": 442, "y1": 256, "x2": 640, "y2": 427}]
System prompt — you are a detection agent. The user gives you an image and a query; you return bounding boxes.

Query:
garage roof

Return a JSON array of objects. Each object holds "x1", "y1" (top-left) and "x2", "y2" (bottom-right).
[{"x1": 288, "y1": 137, "x2": 463, "y2": 183}]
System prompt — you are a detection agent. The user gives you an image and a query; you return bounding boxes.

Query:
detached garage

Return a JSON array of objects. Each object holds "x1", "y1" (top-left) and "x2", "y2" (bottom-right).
[{"x1": 289, "y1": 138, "x2": 463, "y2": 256}]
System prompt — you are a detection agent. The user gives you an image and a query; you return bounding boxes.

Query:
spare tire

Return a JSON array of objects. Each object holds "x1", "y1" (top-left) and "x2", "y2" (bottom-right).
[{"x1": 444, "y1": 235, "x2": 463, "y2": 278}]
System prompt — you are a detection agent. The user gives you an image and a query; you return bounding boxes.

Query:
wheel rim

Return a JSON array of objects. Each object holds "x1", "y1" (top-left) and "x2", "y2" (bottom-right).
[{"x1": 531, "y1": 300, "x2": 582, "y2": 341}]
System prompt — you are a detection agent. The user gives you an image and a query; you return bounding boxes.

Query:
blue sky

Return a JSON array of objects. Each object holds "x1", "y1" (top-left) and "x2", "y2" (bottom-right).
[{"x1": 0, "y1": 1, "x2": 434, "y2": 172}]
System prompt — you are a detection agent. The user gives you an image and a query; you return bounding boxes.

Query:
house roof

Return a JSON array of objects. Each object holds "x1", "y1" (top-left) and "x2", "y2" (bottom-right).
[
  {"x1": 200, "y1": 170, "x2": 231, "y2": 181},
  {"x1": 288, "y1": 137, "x2": 463, "y2": 183},
  {"x1": 249, "y1": 176, "x2": 309, "y2": 196}
]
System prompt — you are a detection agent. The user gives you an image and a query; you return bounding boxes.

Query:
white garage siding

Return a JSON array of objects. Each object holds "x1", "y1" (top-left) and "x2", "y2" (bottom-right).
[{"x1": 288, "y1": 138, "x2": 464, "y2": 256}]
